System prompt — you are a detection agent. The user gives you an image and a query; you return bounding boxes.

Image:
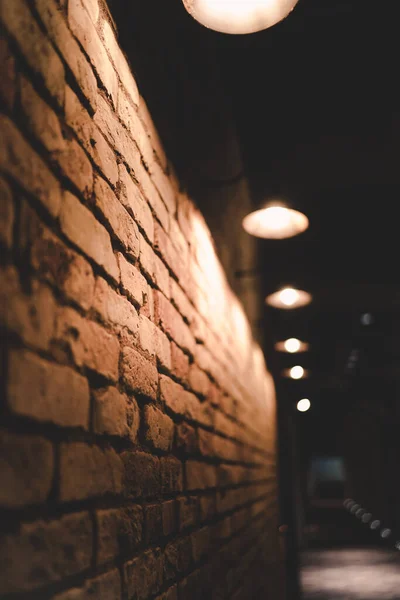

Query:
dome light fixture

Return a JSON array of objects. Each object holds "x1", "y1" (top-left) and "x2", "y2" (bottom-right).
[
  {"x1": 266, "y1": 287, "x2": 312, "y2": 309},
  {"x1": 275, "y1": 338, "x2": 309, "y2": 353},
  {"x1": 297, "y1": 398, "x2": 311, "y2": 412},
  {"x1": 243, "y1": 205, "x2": 308, "y2": 239},
  {"x1": 182, "y1": 0, "x2": 299, "y2": 35}
]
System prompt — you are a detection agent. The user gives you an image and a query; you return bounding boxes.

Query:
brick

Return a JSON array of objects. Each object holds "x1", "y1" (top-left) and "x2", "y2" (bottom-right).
[
  {"x1": 0, "y1": 430, "x2": 53, "y2": 508},
  {"x1": 138, "y1": 95, "x2": 168, "y2": 171},
  {"x1": 65, "y1": 86, "x2": 117, "y2": 186},
  {"x1": 189, "y1": 364, "x2": 210, "y2": 398},
  {"x1": 176, "y1": 422, "x2": 198, "y2": 455},
  {"x1": 179, "y1": 568, "x2": 207, "y2": 600},
  {"x1": 160, "y1": 456, "x2": 183, "y2": 494},
  {"x1": 164, "y1": 537, "x2": 192, "y2": 580},
  {"x1": 84, "y1": 0, "x2": 99, "y2": 22},
  {"x1": 69, "y1": 0, "x2": 118, "y2": 105},
  {"x1": 178, "y1": 496, "x2": 198, "y2": 531},
  {"x1": 55, "y1": 307, "x2": 120, "y2": 381},
  {"x1": 124, "y1": 550, "x2": 163, "y2": 600},
  {"x1": 150, "y1": 159, "x2": 176, "y2": 215},
  {"x1": 199, "y1": 494, "x2": 216, "y2": 522},
  {"x1": 0, "y1": 37, "x2": 16, "y2": 109},
  {"x1": 93, "y1": 386, "x2": 139, "y2": 441},
  {"x1": 0, "y1": 267, "x2": 56, "y2": 351},
  {"x1": 0, "y1": 0, "x2": 65, "y2": 106},
  {"x1": 33, "y1": 0, "x2": 97, "y2": 110},
  {"x1": 186, "y1": 461, "x2": 217, "y2": 491},
  {"x1": 118, "y1": 253, "x2": 148, "y2": 308},
  {"x1": 155, "y1": 291, "x2": 194, "y2": 355},
  {"x1": 25, "y1": 208, "x2": 95, "y2": 310},
  {"x1": 60, "y1": 191, "x2": 119, "y2": 281},
  {"x1": 191, "y1": 527, "x2": 211, "y2": 562},
  {"x1": 154, "y1": 223, "x2": 187, "y2": 282},
  {"x1": 0, "y1": 512, "x2": 92, "y2": 595},
  {"x1": 101, "y1": 19, "x2": 139, "y2": 106},
  {"x1": 154, "y1": 254, "x2": 170, "y2": 298},
  {"x1": 140, "y1": 165, "x2": 170, "y2": 232},
  {"x1": 60, "y1": 442, "x2": 123, "y2": 501},
  {"x1": 121, "y1": 345, "x2": 158, "y2": 400},
  {"x1": 54, "y1": 570, "x2": 121, "y2": 600},
  {"x1": 123, "y1": 451, "x2": 160, "y2": 498},
  {"x1": 162, "y1": 500, "x2": 177, "y2": 537},
  {"x1": 8, "y1": 349, "x2": 90, "y2": 428},
  {"x1": 0, "y1": 116, "x2": 61, "y2": 217},
  {"x1": 94, "y1": 176, "x2": 140, "y2": 258},
  {"x1": 138, "y1": 314, "x2": 156, "y2": 357},
  {"x1": 19, "y1": 76, "x2": 64, "y2": 153},
  {"x1": 93, "y1": 277, "x2": 139, "y2": 335},
  {"x1": 170, "y1": 279, "x2": 193, "y2": 323},
  {"x1": 118, "y1": 89, "x2": 154, "y2": 168},
  {"x1": 144, "y1": 503, "x2": 163, "y2": 544},
  {"x1": 97, "y1": 506, "x2": 143, "y2": 563},
  {"x1": 57, "y1": 137, "x2": 93, "y2": 199},
  {"x1": 0, "y1": 176, "x2": 14, "y2": 248},
  {"x1": 139, "y1": 233, "x2": 155, "y2": 280},
  {"x1": 144, "y1": 404, "x2": 174, "y2": 452},
  {"x1": 118, "y1": 163, "x2": 154, "y2": 242},
  {"x1": 171, "y1": 341, "x2": 189, "y2": 382},
  {"x1": 160, "y1": 375, "x2": 205, "y2": 424},
  {"x1": 155, "y1": 326, "x2": 172, "y2": 370}
]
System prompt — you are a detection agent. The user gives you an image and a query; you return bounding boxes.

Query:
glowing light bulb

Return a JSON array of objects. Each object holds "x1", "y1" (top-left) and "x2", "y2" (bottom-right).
[
  {"x1": 290, "y1": 365, "x2": 304, "y2": 380},
  {"x1": 297, "y1": 398, "x2": 310, "y2": 412},
  {"x1": 266, "y1": 287, "x2": 312, "y2": 309},
  {"x1": 182, "y1": 0, "x2": 299, "y2": 35},
  {"x1": 242, "y1": 205, "x2": 308, "y2": 239},
  {"x1": 284, "y1": 338, "x2": 301, "y2": 353}
]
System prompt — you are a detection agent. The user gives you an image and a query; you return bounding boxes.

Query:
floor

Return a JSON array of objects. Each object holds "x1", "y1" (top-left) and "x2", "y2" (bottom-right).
[{"x1": 301, "y1": 547, "x2": 400, "y2": 600}]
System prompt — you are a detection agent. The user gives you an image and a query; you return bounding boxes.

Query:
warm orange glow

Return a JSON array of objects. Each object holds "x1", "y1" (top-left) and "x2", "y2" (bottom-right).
[
  {"x1": 182, "y1": 0, "x2": 299, "y2": 34},
  {"x1": 266, "y1": 287, "x2": 312, "y2": 309},
  {"x1": 275, "y1": 338, "x2": 309, "y2": 353},
  {"x1": 297, "y1": 398, "x2": 311, "y2": 412},
  {"x1": 242, "y1": 205, "x2": 308, "y2": 239}
]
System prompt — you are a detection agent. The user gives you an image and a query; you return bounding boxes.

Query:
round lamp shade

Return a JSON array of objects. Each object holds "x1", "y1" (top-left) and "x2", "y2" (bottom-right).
[
  {"x1": 243, "y1": 206, "x2": 308, "y2": 239},
  {"x1": 266, "y1": 287, "x2": 312, "y2": 309},
  {"x1": 182, "y1": 0, "x2": 299, "y2": 35}
]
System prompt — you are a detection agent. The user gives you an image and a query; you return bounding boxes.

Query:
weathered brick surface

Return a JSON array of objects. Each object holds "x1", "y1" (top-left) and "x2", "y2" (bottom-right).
[{"x1": 0, "y1": 0, "x2": 278, "y2": 597}]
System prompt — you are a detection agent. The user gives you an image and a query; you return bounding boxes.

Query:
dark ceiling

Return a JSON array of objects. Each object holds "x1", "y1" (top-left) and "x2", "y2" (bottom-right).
[{"x1": 110, "y1": 0, "x2": 400, "y2": 458}]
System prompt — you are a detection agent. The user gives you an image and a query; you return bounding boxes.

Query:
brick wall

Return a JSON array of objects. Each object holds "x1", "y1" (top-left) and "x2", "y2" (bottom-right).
[{"x1": 0, "y1": 1, "x2": 281, "y2": 598}]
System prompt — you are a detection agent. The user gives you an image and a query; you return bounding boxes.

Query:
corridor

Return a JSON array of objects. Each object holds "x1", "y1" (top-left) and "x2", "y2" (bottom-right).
[{"x1": 301, "y1": 548, "x2": 400, "y2": 600}]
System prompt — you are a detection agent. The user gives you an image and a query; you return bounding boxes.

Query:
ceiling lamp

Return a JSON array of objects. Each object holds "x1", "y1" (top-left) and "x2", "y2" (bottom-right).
[
  {"x1": 182, "y1": 0, "x2": 299, "y2": 35},
  {"x1": 275, "y1": 338, "x2": 309, "y2": 353},
  {"x1": 297, "y1": 398, "x2": 311, "y2": 412},
  {"x1": 289, "y1": 365, "x2": 305, "y2": 379},
  {"x1": 243, "y1": 205, "x2": 308, "y2": 239},
  {"x1": 266, "y1": 287, "x2": 312, "y2": 309}
]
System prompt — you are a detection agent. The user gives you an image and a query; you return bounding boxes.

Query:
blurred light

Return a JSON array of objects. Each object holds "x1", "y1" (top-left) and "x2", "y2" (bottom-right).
[
  {"x1": 370, "y1": 520, "x2": 380, "y2": 530},
  {"x1": 362, "y1": 513, "x2": 372, "y2": 523},
  {"x1": 350, "y1": 504, "x2": 360, "y2": 514},
  {"x1": 356, "y1": 508, "x2": 365, "y2": 518},
  {"x1": 381, "y1": 528, "x2": 391, "y2": 539},
  {"x1": 297, "y1": 398, "x2": 311, "y2": 412},
  {"x1": 395, "y1": 541, "x2": 400, "y2": 550},
  {"x1": 242, "y1": 205, "x2": 308, "y2": 239},
  {"x1": 343, "y1": 498, "x2": 353, "y2": 509},
  {"x1": 361, "y1": 312, "x2": 373, "y2": 326},
  {"x1": 266, "y1": 287, "x2": 312, "y2": 309},
  {"x1": 275, "y1": 338, "x2": 309, "y2": 353},
  {"x1": 290, "y1": 365, "x2": 305, "y2": 379},
  {"x1": 182, "y1": 0, "x2": 299, "y2": 34}
]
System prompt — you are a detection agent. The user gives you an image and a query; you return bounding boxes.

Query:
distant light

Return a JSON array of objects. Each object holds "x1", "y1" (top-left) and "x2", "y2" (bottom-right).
[
  {"x1": 242, "y1": 205, "x2": 308, "y2": 239},
  {"x1": 395, "y1": 541, "x2": 400, "y2": 550},
  {"x1": 266, "y1": 287, "x2": 312, "y2": 309},
  {"x1": 290, "y1": 365, "x2": 305, "y2": 380},
  {"x1": 182, "y1": 0, "x2": 299, "y2": 35},
  {"x1": 381, "y1": 528, "x2": 391, "y2": 539},
  {"x1": 275, "y1": 338, "x2": 309, "y2": 353},
  {"x1": 362, "y1": 513, "x2": 372, "y2": 523},
  {"x1": 370, "y1": 520, "x2": 380, "y2": 530},
  {"x1": 350, "y1": 504, "x2": 360, "y2": 514},
  {"x1": 297, "y1": 398, "x2": 311, "y2": 412},
  {"x1": 361, "y1": 313, "x2": 373, "y2": 326},
  {"x1": 356, "y1": 508, "x2": 365, "y2": 518}
]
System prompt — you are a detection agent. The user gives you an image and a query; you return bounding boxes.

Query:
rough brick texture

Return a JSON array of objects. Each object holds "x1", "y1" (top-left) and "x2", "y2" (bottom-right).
[{"x1": 0, "y1": 1, "x2": 280, "y2": 598}]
